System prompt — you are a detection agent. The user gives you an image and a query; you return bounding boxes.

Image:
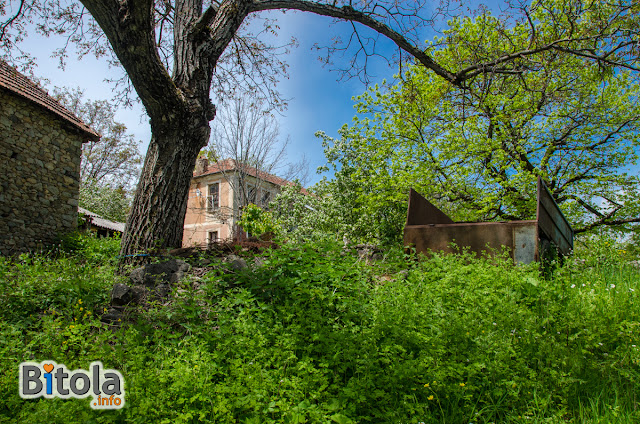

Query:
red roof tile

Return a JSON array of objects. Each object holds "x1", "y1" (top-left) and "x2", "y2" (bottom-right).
[
  {"x1": 0, "y1": 60, "x2": 100, "y2": 141},
  {"x1": 194, "y1": 159, "x2": 309, "y2": 195}
]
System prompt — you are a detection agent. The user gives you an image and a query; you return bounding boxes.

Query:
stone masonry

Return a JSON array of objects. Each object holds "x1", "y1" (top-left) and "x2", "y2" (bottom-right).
[{"x1": 0, "y1": 61, "x2": 99, "y2": 255}]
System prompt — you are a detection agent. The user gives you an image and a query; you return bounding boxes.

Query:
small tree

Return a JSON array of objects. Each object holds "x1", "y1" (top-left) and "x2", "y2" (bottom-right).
[{"x1": 79, "y1": 179, "x2": 132, "y2": 222}]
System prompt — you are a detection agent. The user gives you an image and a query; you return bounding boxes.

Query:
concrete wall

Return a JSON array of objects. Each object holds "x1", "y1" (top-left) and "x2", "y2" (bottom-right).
[{"x1": 0, "y1": 89, "x2": 84, "y2": 254}]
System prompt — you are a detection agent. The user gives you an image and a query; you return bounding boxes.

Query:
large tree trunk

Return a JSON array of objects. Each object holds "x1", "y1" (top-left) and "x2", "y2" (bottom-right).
[{"x1": 119, "y1": 113, "x2": 211, "y2": 267}]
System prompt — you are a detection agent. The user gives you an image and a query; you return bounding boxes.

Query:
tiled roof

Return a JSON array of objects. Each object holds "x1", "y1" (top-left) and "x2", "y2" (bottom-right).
[
  {"x1": 194, "y1": 159, "x2": 309, "y2": 195},
  {"x1": 0, "y1": 60, "x2": 100, "y2": 141}
]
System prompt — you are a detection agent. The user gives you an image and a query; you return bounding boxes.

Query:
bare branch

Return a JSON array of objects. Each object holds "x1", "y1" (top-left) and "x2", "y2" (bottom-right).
[
  {"x1": 249, "y1": 0, "x2": 459, "y2": 84},
  {"x1": 0, "y1": 0, "x2": 25, "y2": 43}
]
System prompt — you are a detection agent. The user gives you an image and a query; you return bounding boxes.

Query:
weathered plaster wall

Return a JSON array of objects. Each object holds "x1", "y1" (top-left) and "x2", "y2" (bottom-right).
[{"x1": 0, "y1": 89, "x2": 84, "y2": 254}]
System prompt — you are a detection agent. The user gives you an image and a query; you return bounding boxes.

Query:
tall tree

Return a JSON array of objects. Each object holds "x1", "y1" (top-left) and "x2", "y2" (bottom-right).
[
  {"x1": 1, "y1": 0, "x2": 638, "y2": 260},
  {"x1": 321, "y1": 11, "x2": 640, "y2": 238},
  {"x1": 206, "y1": 94, "x2": 309, "y2": 204}
]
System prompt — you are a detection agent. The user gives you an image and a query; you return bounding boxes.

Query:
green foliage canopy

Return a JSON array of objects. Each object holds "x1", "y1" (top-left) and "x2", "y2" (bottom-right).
[{"x1": 321, "y1": 10, "x2": 640, "y2": 240}]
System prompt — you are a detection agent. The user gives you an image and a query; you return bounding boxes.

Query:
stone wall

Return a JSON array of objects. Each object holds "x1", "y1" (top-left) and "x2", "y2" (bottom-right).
[{"x1": 0, "y1": 89, "x2": 85, "y2": 255}]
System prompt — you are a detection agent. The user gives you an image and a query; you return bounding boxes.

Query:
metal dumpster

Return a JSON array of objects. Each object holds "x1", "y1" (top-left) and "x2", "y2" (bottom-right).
[{"x1": 403, "y1": 177, "x2": 573, "y2": 264}]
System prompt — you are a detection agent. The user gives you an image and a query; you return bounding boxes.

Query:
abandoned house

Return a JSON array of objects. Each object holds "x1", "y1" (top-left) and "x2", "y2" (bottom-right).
[
  {"x1": 183, "y1": 158, "x2": 305, "y2": 246},
  {"x1": 0, "y1": 60, "x2": 100, "y2": 255}
]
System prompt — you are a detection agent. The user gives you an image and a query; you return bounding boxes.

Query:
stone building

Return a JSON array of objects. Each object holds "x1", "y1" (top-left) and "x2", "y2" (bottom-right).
[
  {"x1": 183, "y1": 158, "x2": 306, "y2": 246},
  {"x1": 0, "y1": 60, "x2": 100, "y2": 255}
]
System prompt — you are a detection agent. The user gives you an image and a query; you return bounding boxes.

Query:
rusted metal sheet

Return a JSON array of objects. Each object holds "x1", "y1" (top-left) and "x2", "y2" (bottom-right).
[
  {"x1": 536, "y1": 178, "x2": 573, "y2": 256},
  {"x1": 404, "y1": 177, "x2": 573, "y2": 263},
  {"x1": 403, "y1": 220, "x2": 539, "y2": 263},
  {"x1": 406, "y1": 188, "x2": 454, "y2": 225}
]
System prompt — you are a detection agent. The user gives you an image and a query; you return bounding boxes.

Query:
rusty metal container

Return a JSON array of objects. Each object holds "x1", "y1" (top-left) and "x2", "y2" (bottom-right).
[{"x1": 403, "y1": 177, "x2": 573, "y2": 264}]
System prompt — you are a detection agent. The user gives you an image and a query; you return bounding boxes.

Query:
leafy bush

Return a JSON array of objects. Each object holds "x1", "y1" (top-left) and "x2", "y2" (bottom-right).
[
  {"x1": 237, "y1": 203, "x2": 280, "y2": 239},
  {"x1": 0, "y1": 234, "x2": 638, "y2": 423}
]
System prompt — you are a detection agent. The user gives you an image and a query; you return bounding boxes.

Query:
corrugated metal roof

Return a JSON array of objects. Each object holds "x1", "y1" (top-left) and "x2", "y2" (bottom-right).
[
  {"x1": 78, "y1": 207, "x2": 125, "y2": 232},
  {"x1": 0, "y1": 60, "x2": 100, "y2": 141}
]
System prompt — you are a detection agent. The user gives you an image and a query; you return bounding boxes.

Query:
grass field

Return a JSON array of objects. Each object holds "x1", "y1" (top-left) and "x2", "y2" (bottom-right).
[{"x1": 0, "y1": 234, "x2": 638, "y2": 423}]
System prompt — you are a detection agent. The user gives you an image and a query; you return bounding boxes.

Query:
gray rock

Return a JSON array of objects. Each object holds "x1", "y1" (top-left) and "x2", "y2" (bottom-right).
[
  {"x1": 154, "y1": 284, "x2": 171, "y2": 299},
  {"x1": 129, "y1": 267, "x2": 146, "y2": 285},
  {"x1": 129, "y1": 259, "x2": 191, "y2": 286},
  {"x1": 111, "y1": 283, "x2": 132, "y2": 306},
  {"x1": 226, "y1": 254, "x2": 248, "y2": 271},
  {"x1": 101, "y1": 307, "x2": 124, "y2": 324},
  {"x1": 130, "y1": 286, "x2": 148, "y2": 303},
  {"x1": 169, "y1": 270, "x2": 184, "y2": 284}
]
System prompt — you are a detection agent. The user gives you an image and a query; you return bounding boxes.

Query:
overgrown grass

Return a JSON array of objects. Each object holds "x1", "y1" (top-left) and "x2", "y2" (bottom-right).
[{"x1": 0, "y1": 234, "x2": 638, "y2": 423}]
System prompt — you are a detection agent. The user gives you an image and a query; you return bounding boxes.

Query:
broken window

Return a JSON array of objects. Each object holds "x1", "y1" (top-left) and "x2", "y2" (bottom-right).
[
  {"x1": 247, "y1": 184, "x2": 257, "y2": 204},
  {"x1": 207, "y1": 183, "x2": 219, "y2": 212},
  {"x1": 261, "y1": 190, "x2": 271, "y2": 208}
]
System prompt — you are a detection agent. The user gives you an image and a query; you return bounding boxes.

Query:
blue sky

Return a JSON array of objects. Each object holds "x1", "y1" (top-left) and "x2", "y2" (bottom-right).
[
  {"x1": 16, "y1": 1, "x2": 519, "y2": 186},
  {"x1": 18, "y1": 8, "x2": 429, "y2": 186}
]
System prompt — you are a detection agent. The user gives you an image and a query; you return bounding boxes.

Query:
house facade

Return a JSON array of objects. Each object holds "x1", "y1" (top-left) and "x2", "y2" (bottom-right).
[
  {"x1": 183, "y1": 158, "x2": 294, "y2": 246},
  {"x1": 0, "y1": 60, "x2": 100, "y2": 255}
]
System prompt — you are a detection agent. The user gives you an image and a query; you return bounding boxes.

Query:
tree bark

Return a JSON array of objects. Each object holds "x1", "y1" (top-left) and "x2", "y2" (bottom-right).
[{"x1": 120, "y1": 115, "x2": 210, "y2": 266}]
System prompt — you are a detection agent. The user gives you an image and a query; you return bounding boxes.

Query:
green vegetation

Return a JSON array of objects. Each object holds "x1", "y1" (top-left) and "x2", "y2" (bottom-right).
[
  {"x1": 315, "y1": 10, "x2": 640, "y2": 244},
  {"x1": 1, "y1": 234, "x2": 638, "y2": 423}
]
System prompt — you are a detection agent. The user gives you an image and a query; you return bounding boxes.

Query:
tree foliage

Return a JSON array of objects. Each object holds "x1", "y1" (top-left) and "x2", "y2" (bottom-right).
[
  {"x1": 53, "y1": 87, "x2": 142, "y2": 189},
  {"x1": 78, "y1": 179, "x2": 131, "y2": 222},
  {"x1": 53, "y1": 87, "x2": 142, "y2": 222},
  {"x1": 321, "y1": 10, "x2": 640, "y2": 240}
]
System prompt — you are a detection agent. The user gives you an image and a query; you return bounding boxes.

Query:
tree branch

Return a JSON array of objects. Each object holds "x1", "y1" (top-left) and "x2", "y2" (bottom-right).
[
  {"x1": 191, "y1": 4, "x2": 219, "y2": 36},
  {"x1": 0, "y1": 0, "x2": 25, "y2": 42},
  {"x1": 80, "y1": 0, "x2": 183, "y2": 125},
  {"x1": 248, "y1": 0, "x2": 459, "y2": 85}
]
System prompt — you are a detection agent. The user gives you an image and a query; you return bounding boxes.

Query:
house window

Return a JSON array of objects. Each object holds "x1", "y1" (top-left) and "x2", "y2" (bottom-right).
[
  {"x1": 208, "y1": 231, "x2": 218, "y2": 244},
  {"x1": 260, "y1": 190, "x2": 271, "y2": 208},
  {"x1": 247, "y1": 184, "x2": 257, "y2": 204},
  {"x1": 207, "y1": 183, "x2": 219, "y2": 212}
]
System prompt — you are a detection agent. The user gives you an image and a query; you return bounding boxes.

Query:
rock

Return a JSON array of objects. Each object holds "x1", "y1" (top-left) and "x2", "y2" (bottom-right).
[
  {"x1": 154, "y1": 284, "x2": 171, "y2": 299},
  {"x1": 111, "y1": 283, "x2": 132, "y2": 306},
  {"x1": 169, "y1": 270, "x2": 184, "y2": 284},
  {"x1": 101, "y1": 307, "x2": 124, "y2": 324},
  {"x1": 225, "y1": 254, "x2": 248, "y2": 271},
  {"x1": 129, "y1": 267, "x2": 146, "y2": 285},
  {"x1": 129, "y1": 259, "x2": 191, "y2": 286},
  {"x1": 130, "y1": 286, "x2": 148, "y2": 303},
  {"x1": 253, "y1": 257, "x2": 265, "y2": 268}
]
